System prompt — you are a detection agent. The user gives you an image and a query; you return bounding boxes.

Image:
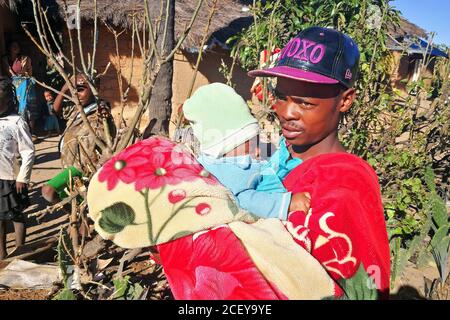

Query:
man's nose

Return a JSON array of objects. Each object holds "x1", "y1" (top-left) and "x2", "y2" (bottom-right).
[{"x1": 276, "y1": 100, "x2": 300, "y2": 121}]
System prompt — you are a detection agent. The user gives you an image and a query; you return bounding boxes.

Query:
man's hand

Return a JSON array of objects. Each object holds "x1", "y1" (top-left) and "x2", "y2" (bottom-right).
[
  {"x1": 16, "y1": 182, "x2": 27, "y2": 194},
  {"x1": 288, "y1": 192, "x2": 311, "y2": 214}
]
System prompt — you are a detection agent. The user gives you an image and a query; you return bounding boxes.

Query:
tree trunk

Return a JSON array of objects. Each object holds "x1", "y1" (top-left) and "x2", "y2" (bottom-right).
[{"x1": 143, "y1": 0, "x2": 175, "y2": 138}]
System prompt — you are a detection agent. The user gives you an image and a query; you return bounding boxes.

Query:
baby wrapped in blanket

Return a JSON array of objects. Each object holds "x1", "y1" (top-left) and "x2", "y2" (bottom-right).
[{"x1": 87, "y1": 133, "x2": 335, "y2": 299}]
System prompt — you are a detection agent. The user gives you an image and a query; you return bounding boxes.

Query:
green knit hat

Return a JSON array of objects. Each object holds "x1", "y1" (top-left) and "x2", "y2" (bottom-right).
[{"x1": 183, "y1": 83, "x2": 259, "y2": 158}]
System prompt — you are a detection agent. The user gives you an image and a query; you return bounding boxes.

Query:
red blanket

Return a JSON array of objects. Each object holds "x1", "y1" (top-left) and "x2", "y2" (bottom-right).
[{"x1": 158, "y1": 152, "x2": 390, "y2": 299}]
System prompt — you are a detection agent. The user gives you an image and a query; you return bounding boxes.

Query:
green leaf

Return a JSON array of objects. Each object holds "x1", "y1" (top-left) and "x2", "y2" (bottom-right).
[
  {"x1": 337, "y1": 265, "x2": 379, "y2": 300},
  {"x1": 429, "y1": 194, "x2": 448, "y2": 228},
  {"x1": 386, "y1": 208, "x2": 395, "y2": 220},
  {"x1": 424, "y1": 166, "x2": 436, "y2": 192},
  {"x1": 227, "y1": 199, "x2": 240, "y2": 216},
  {"x1": 99, "y1": 202, "x2": 136, "y2": 234},
  {"x1": 113, "y1": 276, "x2": 131, "y2": 300},
  {"x1": 53, "y1": 288, "x2": 77, "y2": 300},
  {"x1": 113, "y1": 277, "x2": 146, "y2": 300},
  {"x1": 367, "y1": 157, "x2": 377, "y2": 167},
  {"x1": 128, "y1": 283, "x2": 145, "y2": 300},
  {"x1": 57, "y1": 229, "x2": 74, "y2": 288},
  {"x1": 431, "y1": 236, "x2": 450, "y2": 282},
  {"x1": 431, "y1": 225, "x2": 450, "y2": 248}
]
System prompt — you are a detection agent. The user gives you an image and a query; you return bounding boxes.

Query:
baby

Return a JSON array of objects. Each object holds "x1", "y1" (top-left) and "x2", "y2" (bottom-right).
[{"x1": 182, "y1": 83, "x2": 310, "y2": 220}]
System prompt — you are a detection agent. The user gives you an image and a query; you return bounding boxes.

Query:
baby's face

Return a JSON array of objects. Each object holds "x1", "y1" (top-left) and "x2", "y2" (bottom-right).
[{"x1": 224, "y1": 136, "x2": 260, "y2": 159}]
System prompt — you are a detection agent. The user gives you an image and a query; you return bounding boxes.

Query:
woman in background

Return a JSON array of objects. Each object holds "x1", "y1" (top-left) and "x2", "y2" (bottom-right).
[{"x1": 2, "y1": 40, "x2": 39, "y2": 139}]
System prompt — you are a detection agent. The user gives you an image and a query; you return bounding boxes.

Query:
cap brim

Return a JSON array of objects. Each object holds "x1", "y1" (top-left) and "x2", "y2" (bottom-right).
[{"x1": 248, "y1": 66, "x2": 339, "y2": 84}]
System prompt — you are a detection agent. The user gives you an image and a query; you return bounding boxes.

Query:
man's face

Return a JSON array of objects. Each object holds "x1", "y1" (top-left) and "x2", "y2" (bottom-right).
[
  {"x1": 75, "y1": 76, "x2": 94, "y2": 107},
  {"x1": 273, "y1": 78, "x2": 351, "y2": 148}
]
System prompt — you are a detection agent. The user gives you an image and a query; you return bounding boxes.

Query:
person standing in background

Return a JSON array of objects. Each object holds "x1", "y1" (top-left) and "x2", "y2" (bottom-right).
[
  {"x1": 2, "y1": 40, "x2": 39, "y2": 140},
  {"x1": 0, "y1": 76, "x2": 35, "y2": 260}
]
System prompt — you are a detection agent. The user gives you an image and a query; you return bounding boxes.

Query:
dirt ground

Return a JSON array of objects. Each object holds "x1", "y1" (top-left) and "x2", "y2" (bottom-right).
[
  {"x1": 4, "y1": 136, "x2": 68, "y2": 255},
  {"x1": 0, "y1": 136, "x2": 65, "y2": 300},
  {"x1": 0, "y1": 135, "x2": 445, "y2": 300},
  {"x1": 0, "y1": 288, "x2": 51, "y2": 300}
]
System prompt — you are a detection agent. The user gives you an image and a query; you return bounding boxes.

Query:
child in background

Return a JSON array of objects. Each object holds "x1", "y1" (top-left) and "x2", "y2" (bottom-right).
[
  {"x1": 41, "y1": 166, "x2": 83, "y2": 204},
  {"x1": 0, "y1": 77, "x2": 35, "y2": 260},
  {"x1": 41, "y1": 74, "x2": 116, "y2": 205},
  {"x1": 182, "y1": 82, "x2": 310, "y2": 220},
  {"x1": 43, "y1": 90, "x2": 60, "y2": 135}
]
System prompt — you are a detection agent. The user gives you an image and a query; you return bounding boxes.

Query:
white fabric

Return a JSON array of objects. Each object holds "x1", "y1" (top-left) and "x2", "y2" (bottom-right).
[
  {"x1": 229, "y1": 218, "x2": 335, "y2": 300},
  {"x1": 201, "y1": 122, "x2": 260, "y2": 159},
  {"x1": 0, "y1": 260, "x2": 60, "y2": 289},
  {"x1": 0, "y1": 114, "x2": 35, "y2": 183}
]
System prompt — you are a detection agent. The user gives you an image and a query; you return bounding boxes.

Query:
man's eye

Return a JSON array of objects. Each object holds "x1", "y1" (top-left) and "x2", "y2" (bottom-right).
[
  {"x1": 292, "y1": 100, "x2": 315, "y2": 109},
  {"x1": 300, "y1": 102, "x2": 314, "y2": 109}
]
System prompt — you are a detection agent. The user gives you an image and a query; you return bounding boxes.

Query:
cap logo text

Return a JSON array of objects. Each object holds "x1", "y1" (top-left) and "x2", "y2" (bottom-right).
[
  {"x1": 345, "y1": 69, "x2": 352, "y2": 79},
  {"x1": 280, "y1": 37, "x2": 326, "y2": 64}
]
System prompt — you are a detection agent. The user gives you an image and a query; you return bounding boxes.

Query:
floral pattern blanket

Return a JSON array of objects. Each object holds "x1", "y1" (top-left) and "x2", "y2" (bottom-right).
[{"x1": 87, "y1": 137, "x2": 390, "y2": 300}]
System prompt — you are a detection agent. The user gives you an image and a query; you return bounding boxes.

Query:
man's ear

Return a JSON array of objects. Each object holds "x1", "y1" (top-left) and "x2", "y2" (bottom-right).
[{"x1": 339, "y1": 88, "x2": 356, "y2": 112}]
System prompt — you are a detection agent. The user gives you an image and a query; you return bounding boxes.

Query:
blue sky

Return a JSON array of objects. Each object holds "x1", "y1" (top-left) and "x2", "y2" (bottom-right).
[{"x1": 391, "y1": 0, "x2": 450, "y2": 46}]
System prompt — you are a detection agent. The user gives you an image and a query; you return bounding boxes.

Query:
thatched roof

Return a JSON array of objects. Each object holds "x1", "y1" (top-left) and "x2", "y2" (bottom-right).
[
  {"x1": 0, "y1": 0, "x2": 22, "y2": 11},
  {"x1": 54, "y1": 0, "x2": 253, "y2": 50},
  {"x1": 387, "y1": 17, "x2": 434, "y2": 54},
  {"x1": 7, "y1": 1, "x2": 432, "y2": 53},
  {"x1": 389, "y1": 17, "x2": 427, "y2": 39}
]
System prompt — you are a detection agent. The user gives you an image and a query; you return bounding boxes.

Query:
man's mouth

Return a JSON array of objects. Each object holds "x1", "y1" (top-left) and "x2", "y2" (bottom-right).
[{"x1": 281, "y1": 125, "x2": 304, "y2": 139}]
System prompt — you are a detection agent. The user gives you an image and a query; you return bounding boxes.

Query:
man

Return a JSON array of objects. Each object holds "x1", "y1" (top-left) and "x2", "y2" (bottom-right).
[
  {"x1": 248, "y1": 26, "x2": 391, "y2": 298},
  {"x1": 88, "y1": 27, "x2": 391, "y2": 300}
]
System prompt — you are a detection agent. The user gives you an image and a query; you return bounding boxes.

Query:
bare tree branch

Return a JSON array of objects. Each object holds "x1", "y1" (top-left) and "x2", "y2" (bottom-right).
[
  {"x1": 163, "y1": 0, "x2": 204, "y2": 64},
  {"x1": 186, "y1": 0, "x2": 218, "y2": 98}
]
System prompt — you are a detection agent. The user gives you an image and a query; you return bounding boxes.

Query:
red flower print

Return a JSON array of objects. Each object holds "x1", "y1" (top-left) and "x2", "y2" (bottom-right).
[
  {"x1": 195, "y1": 203, "x2": 211, "y2": 216},
  {"x1": 141, "y1": 136, "x2": 177, "y2": 154},
  {"x1": 99, "y1": 136, "x2": 219, "y2": 191},
  {"x1": 157, "y1": 227, "x2": 287, "y2": 299},
  {"x1": 135, "y1": 152, "x2": 182, "y2": 190},
  {"x1": 171, "y1": 164, "x2": 219, "y2": 186},
  {"x1": 170, "y1": 146, "x2": 197, "y2": 166},
  {"x1": 153, "y1": 142, "x2": 177, "y2": 153},
  {"x1": 168, "y1": 189, "x2": 187, "y2": 204},
  {"x1": 98, "y1": 147, "x2": 151, "y2": 191},
  {"x1": 198, "y1": 168, "x2": 219, "y2": 185}
]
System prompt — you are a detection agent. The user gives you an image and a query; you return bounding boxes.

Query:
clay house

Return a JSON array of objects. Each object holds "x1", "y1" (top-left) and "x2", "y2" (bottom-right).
[
  {"x1": 388, "y1": 17, "x2": 449, "y2": 94},
  {"x1": 51, "y1": 0, "x2": 255, "y2": 133},
  {"x1": 1, "y1": 0, "x2": 254, "y2": 134}
]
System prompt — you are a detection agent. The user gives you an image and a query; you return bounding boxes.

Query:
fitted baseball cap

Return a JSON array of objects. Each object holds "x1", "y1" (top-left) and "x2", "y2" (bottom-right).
[{"x1": 248, "y1": 26, "x2": 360, "y2": 88}]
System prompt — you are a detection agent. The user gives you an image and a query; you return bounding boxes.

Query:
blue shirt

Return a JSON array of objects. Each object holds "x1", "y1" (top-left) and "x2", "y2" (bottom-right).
[{"x1": 197, "y1": 137, "x2": 302, "y2": 220}]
